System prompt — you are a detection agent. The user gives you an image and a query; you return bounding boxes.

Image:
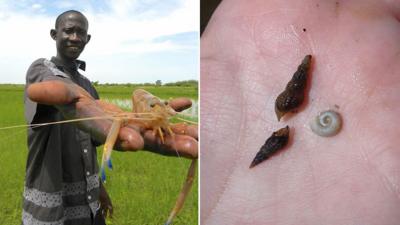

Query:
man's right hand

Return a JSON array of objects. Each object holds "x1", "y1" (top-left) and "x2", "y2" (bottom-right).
[{"x1": 27, "y1": 81, "x2": 198, "y2": 159}]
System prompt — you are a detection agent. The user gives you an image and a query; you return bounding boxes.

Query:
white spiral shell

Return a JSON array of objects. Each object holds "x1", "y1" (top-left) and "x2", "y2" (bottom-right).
[{"x1": 310, "y1": 110, "x2": 342, "y2": 137}]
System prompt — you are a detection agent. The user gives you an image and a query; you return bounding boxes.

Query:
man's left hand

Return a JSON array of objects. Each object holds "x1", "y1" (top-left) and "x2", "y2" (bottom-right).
[{"x1": 99, "y1": 184, "x2": 113, "y2": 219}]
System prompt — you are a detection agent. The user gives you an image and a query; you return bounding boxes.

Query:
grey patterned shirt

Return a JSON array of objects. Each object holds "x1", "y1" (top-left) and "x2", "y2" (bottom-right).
[{"x1": 23, "y1": 57, "x2": 101, "y2": 225}]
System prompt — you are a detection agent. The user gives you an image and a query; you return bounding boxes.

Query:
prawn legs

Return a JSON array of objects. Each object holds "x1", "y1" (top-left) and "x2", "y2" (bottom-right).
[{"x1": 101, "y1": 89, "x2": 197, "y2": 225}]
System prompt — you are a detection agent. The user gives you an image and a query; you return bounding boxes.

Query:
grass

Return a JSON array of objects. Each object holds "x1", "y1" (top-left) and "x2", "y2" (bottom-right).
[
  {"x1": 95, "y1": 85, "x2": 198, "y2": 100},
  {"x1": 0, "y1": 84, "x2": 198, "y2": 225}
]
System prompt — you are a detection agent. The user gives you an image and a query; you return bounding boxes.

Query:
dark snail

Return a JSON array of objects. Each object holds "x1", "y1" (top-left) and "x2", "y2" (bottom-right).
[
  {"x1": 249, "y1": 126, "x2": 290, "y2": 168},
  {"x1": 275, "y1": 55, "x2": 312, "y2": 121}
]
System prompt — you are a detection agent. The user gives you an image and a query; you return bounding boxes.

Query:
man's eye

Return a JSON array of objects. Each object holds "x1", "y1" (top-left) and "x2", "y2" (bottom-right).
[{"x1": 77, "y1": 30, "x2": 87, "y2": 36}]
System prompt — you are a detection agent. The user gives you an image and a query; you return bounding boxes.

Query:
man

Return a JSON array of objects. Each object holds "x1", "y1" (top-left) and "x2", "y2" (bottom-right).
[{"x1": 23, "y1": 10, "x2": 197, "y2": 225}]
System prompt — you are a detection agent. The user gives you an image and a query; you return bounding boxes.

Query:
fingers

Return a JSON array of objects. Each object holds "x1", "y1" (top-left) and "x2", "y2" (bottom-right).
[
  {"x1": 103, "y1": 207, "x2": 108, "y2": 219},
  {"x1": 99, "y1": 183, "x2": 113, "y2": 219},
  {"x1": 101, "y1": 204, "x2": 113, "y2": 219},
  {"x1": 108, "y1": 204, "x2": 113, "y2": 218},
  {"x1": 117, "y1": 127, "x2": 144, "y2": 150},
  {"x1": 118, "y1": 123, "x2": 198, "y2": 158},
  {"x1": 168, "y1": 97, "x2": 192, "y2": 112},
  {"x1": 171, "y1": 123, "x2": 198, "y2": 140},
  {"x1": 143, "y1": 131, "x2": 198, "y2": 159}
]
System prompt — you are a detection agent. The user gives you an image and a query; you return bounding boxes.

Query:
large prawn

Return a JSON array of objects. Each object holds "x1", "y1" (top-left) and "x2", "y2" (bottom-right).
[
  {"x1": 24, "y1": 80, "x2": 198, "y2": 225},
  {"x1": 100, "y1": 89, "x2": 197, "y2": 225}
]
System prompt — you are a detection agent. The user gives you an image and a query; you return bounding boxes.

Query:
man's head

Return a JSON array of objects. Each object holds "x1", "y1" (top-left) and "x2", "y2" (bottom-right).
[{"x1": 50, "y1": 10, "x2": 91, "y2": 61}]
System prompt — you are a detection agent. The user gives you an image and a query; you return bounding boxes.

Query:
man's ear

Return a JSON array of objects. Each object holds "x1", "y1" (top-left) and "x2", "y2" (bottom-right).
[
  {"x1": 86, "y1": 34, "x2": 91, "y2": 43},
  {"x1": 50, "y1": 29, "x2": 57, "y2": 40}
]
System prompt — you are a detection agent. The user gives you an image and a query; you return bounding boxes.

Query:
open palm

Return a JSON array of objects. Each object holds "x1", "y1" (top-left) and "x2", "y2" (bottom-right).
[{"x1": 201, "y1": 0, "x2": 400, "y2": 224}]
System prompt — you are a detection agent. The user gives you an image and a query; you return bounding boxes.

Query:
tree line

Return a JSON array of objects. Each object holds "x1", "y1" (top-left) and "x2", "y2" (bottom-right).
[{"x1": 91, "y1": 80, "x2": 198, "y2": 87}]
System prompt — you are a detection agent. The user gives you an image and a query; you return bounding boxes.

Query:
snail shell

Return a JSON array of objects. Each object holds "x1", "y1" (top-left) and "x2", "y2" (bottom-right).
[
  {"x1": 310, "y1": 110, "x2": 342, "y2": 137},
  {"x1": 275, "y1": 55, "x2": 312, "y2": 121},
  {"x1": 249, "y1": 126, "x2": 290, "y2": 168}
]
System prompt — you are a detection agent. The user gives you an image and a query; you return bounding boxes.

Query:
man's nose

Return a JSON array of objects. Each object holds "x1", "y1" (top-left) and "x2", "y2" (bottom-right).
[{"x1": 69, "y1": 32, "x2": 81, "y2": 42}]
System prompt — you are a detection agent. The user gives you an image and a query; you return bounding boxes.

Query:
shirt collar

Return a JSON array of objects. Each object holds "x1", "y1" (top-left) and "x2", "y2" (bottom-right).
[
  {"x1": 51, "y1": 57, "x2": 86, "y2": 72},
  {"x1": 76, "y1": 60, "x2": 86, "y2": 71}
]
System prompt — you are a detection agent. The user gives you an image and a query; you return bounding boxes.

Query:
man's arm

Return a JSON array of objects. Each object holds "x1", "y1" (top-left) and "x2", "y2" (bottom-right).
[{"x1": 27, "y1": 80, "x2": 198, "y2": 159}]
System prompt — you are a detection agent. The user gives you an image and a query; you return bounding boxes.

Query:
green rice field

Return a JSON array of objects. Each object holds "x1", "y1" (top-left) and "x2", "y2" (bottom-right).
[{"x1": 0, "y1": 84, "x2": 198, "y2": 225}]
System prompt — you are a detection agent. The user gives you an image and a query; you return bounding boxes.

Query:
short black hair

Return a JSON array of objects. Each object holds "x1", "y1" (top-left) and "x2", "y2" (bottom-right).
[{"x1": 55, "y1": 10, "x2": 88, "y2": 29}]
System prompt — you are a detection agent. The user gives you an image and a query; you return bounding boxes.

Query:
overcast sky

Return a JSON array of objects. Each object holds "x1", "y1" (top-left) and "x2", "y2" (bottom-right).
[{"x1": 0, "y1": 0, "x2": 199, "y2": 84}]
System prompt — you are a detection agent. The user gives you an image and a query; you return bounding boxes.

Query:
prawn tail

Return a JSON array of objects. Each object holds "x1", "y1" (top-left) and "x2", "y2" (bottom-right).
[
  {"x1": 100, "y1": 165, "x2": 106, "y2": 182},
  {"x1": 107, "y1": 158, "x2": 113, "y2": 170},
  {"x1": 100, "y1": 119, "x2": 122, "y2": 182},
  {"x1": 100, "y1": 144, "x2": 112, "y2": 182},
  {"x1": 100, "y1": 157, "x2": 112, "y2": 182}
]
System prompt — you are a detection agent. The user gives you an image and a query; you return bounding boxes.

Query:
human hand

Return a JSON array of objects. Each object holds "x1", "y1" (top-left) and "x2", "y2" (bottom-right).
[
  {"x1": 27, "y1": 80, "x2": 198, "y2": 159},
  {"x1": 97, "y1": 94, "x2": 198, "y2": 159},
  {"x1": 99, "y1": 183, "x2": 113, "y2": 219},
  {"x1": 201, "y1": 0, "x2": 400, "y2": 224}
]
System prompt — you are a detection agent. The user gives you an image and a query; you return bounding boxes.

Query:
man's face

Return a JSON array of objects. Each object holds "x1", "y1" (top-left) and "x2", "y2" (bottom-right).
[{"x1": 51, "y1": 13, "x2": 90, "y2": 61}]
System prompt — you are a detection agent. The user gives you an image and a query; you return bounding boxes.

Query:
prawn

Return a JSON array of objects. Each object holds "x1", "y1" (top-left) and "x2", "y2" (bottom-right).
[{"x1": 100, "y1": 89, "x2": 197, "y2": 225}]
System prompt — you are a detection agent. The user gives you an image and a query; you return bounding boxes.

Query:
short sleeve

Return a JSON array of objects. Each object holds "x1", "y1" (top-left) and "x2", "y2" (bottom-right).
[{"x1": 24, "y1": 59, "x2": 70, "y2": 124}]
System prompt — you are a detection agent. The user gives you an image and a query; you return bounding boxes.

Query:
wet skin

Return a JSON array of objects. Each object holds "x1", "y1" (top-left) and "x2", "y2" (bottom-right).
[{"x1": 201, "y1": 0, "x2": 400, "y2": 224}]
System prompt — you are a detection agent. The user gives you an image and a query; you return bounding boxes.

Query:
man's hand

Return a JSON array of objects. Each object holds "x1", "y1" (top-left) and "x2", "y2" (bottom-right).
[
  {"x1": 95, "y1": 90, "x2": 198, "y2": 158},
  {"x1": 141, "y1": 98, "x2": 198, "y2": 159},
  {"x1": 27, "y1": 80, "x2": 198, "y2": 159},
  {"x1": 99, "y1": 183, "x2": 113, "y2": 219}
]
